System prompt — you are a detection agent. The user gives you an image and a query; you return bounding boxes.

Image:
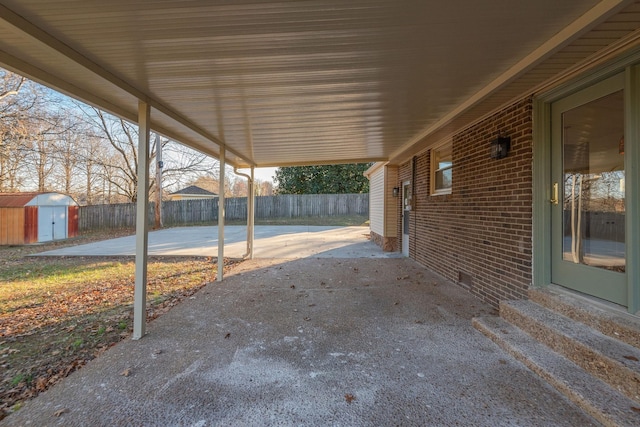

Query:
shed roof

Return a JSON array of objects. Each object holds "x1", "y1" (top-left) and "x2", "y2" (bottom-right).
[
  {"x1": 0, "y1": 192, "x2": 42, "y2": 208},
  {"x1": 0, "y1": 192, "x2": 78, "y2": 207}
]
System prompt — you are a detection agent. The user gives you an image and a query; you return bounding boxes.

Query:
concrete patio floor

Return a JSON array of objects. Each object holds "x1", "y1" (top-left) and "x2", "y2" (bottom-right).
[
  {"x1": 35, "y1": 226, "x2": 399, "y2": 259},
  {"x1": 3, "y1": 255, "x2": 599, "y2": 426}
]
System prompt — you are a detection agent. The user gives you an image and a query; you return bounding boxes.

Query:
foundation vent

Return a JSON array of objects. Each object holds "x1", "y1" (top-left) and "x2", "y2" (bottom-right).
[{"x1": 458, "y1": 271, "x2": 474, "y2": 290}]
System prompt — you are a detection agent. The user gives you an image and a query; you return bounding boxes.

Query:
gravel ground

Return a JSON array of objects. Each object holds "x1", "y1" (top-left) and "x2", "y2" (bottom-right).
[{"x1": 2, "y1": 257, "x2": 599, "y2": 427}]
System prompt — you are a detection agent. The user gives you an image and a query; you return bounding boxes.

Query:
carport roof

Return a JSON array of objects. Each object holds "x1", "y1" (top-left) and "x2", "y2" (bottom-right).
[{"x1": 1, "y1": 1, "x2": 640, "y2": 168}]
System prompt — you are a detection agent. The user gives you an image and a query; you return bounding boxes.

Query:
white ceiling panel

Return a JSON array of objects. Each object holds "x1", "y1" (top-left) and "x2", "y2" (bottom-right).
[{"x1": 1, "y1": 1, "x2": 638, "y2": 168}]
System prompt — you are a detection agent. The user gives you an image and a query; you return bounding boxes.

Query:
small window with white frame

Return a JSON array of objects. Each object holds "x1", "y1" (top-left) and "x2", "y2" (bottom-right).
[{"x1": 431, "y1": 142, "x2": 452, "y2": 195}]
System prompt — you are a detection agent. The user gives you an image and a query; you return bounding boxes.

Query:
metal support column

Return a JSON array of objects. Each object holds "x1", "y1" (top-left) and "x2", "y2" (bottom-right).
[
  {"x1": 133, "y1": 101, "x2": 151, "y2": 340},
  {"x1": 217, "y1": 146, "x2": 225, "y2": 282},
  {"x1": 248, "y1": 167, "x2": 255, "y2": 259}
]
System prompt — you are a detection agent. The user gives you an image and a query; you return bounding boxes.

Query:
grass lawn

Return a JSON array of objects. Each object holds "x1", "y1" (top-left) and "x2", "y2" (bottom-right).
[{"x1": 0, "y1": 229, "x2": 234, "y2": 419}]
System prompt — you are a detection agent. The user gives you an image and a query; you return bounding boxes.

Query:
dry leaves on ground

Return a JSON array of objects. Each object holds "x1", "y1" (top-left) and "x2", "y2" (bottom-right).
[{"x1": 0, "y1": 231, "x2": 239, "y2": 419}]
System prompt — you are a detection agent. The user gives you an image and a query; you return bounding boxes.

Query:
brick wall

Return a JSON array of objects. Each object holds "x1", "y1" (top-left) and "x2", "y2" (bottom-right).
[{"x1": 398, "y1": 97, "x2": 533, "y2": 307}]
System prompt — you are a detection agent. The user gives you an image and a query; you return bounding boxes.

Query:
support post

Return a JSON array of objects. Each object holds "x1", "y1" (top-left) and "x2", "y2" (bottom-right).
[
  {"x1": 217, "y1": 146, "x2": 225, "y2": 282},
  {"x1": 133, "y1": 101, "x2": 151, "y2": 340},
  {"x1": 248, "y1": 167, "x2": 255, "y2": 259},
  {"x1": 626, "y1": 65, "x2": 640, "y2": 314},
  {"x1": 154, "y1": 134, "x2": 163, "y2": 229}
]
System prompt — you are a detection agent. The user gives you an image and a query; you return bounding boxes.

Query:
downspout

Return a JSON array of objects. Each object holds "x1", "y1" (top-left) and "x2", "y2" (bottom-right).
[{"x1": 234, "y1": 166, "x2": 255, "y2": 259}]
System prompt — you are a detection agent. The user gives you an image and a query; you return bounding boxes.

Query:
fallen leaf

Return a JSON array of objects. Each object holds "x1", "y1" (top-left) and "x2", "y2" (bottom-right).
[
  {"x1": 35, "y1": 377, "x2": 48, "y2": 391},
  {"x1": 224, "y1": 333, "x2": 231, "y2": 339},
  {"x1": 304, "y1": 317, "x2": 311, "y2": 321},
  {"x1": 345, "y1": 394, "x2": 356, "y2": 404},
  {"x1": 631, "y1": 406, "x2": 640, "y2": 413},
  {"x1": 623, "y1": 355, "x2": 639, "y2": 362},
  {"x1": 290, "y1": 285, "x2": 296, "y2": 289},
  {"x1": 120, "y1": 368, "x2": 131, "y2": 377},
  {"x1": 54, "y1": 408, "x2": 69, "y2": 417}
]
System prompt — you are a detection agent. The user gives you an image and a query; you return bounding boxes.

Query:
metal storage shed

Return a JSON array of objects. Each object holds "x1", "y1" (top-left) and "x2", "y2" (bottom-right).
[{"x1": 0, "y1": 192, "x2": 79, "y2": 245}]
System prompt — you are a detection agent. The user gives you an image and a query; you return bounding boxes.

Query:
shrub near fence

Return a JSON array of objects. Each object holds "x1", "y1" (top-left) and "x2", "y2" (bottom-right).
[{"x1": 78, "y1": 193, "x2": 369, "y2": 231}]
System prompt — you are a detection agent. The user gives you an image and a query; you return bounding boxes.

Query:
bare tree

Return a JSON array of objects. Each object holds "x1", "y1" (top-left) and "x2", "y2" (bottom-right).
[
  {"x1": 0, "y1": 70, "x2": 36, "y2": 191},
  {"x1": 79, "y1": 136, "x2": 106, "y2": 204},
  {"x1": 20, "y1": 104, "x2": 64, "y2": 192},
  {"x1": 256, "y1": 179, "x2": 274, "y2": 196},
  {"x1": 159, "y1": 141, "x2": 217, "y2": 194},
  {"x1": 231, "y1": 178, "x2": 248, "y2": 197},
  {"x1": 79, "y1": 104, "x2": 220, "y2": 203},
  {"x1": 1, "y1": 68, "x2": 221, "y2": 202},
  {"x1": 47, "y1": 113, "x2": 86, "y2": 196}
]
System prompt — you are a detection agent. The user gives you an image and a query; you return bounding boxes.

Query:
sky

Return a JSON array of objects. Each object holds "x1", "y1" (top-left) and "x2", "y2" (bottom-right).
[{"x1": 236, "y1": 167, "x2": 277, "y2": 183}]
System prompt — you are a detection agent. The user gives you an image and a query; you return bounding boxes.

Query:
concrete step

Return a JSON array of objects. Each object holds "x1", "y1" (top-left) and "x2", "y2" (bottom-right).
[
  {"x1": 529, "y1": 286, "x2": 640, "y2": 350},
  {"x1": 500, "y1": 299, "x2": 640, "y2": 405},
  {"x1": 473, "y1": 316, "x2": 640, "y2": 427}
]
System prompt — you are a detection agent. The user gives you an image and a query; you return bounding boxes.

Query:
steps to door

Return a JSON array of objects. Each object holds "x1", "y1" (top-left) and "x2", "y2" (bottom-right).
[
  {"x1": 473, "y1": 287, "x2": 640, "y2": 427},
  {"x1": 529, "y1": 287, "x2": 640, "y2": 350}
]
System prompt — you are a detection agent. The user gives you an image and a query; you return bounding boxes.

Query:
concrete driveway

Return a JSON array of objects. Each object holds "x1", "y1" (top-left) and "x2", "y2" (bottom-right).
[
  {"x1": 3, "y1": 256, "x2": 596, "y2": 426},
  {"x1": 36, "y1": 226, "x2": 399, "y2": 259}
]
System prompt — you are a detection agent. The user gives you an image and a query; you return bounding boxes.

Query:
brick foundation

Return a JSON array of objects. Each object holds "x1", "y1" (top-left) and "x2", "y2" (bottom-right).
[
  {"x1": 370, "y1": 230, "x2": 398, "y2": 252},
  {"x1": 397, "y1": 97, "x2": 533, "y2": 308}
]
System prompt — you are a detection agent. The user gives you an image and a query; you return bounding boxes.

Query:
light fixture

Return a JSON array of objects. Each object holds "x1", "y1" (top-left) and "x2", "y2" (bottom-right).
[
  {"x1": 490, "y1": 136, "x2": 511, "y2": 160},
  {"x1": 392, "y1": 187, "x2": 400, "y2": 198},
  {"x1": 619, "y1": 136, "x2": 624, "y2": 155}
]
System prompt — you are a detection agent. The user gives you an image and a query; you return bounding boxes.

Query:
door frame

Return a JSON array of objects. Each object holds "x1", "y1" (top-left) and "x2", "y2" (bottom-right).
[
  {"x1": 402, "y1": 180, "x2": 411, "y2": 257},
  {"x1": 550, "y1": 73, "x2": 626, "y2": 305},
  {"x1": 533, "y1": 53, "x2": 640, "y2": 314}
]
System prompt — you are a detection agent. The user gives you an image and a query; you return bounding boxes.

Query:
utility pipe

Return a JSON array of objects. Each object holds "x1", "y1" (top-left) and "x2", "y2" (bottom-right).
[{"x1": 234, "y1": 166, "x2": 255, "y2": 259}]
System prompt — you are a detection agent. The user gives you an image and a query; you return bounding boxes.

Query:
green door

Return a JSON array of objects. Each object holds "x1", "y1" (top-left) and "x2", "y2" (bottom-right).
[{"x1": 550, "y1": 73, "x2": 627, "y2": 306}]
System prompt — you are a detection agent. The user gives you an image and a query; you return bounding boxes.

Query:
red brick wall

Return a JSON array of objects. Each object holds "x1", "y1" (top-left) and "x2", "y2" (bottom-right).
[{"x1": 398, "y1": 97, "x2": 533, "y2": 307}]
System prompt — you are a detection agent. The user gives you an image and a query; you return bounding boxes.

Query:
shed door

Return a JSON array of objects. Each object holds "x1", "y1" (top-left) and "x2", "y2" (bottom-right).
[{"x1": 38, "y1": 206, "x2": 67, "y2": 242}]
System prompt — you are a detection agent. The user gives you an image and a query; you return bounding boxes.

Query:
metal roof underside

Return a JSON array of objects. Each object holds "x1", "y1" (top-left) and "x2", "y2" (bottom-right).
[{"x1": 2, "y1": 1, "x2": 640, "y2": 168}]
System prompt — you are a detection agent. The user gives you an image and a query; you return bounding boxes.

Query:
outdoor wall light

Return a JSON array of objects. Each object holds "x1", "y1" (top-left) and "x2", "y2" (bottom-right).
[
  {"x1": 490, "y1": 136, "x2": 511, "y2": 160},
  {"x1": 392, "y1": 187, "x2": 400, "y2": 197},
  {"x1": 619, "y1": 136, "x2": 625, "y2": 155}
]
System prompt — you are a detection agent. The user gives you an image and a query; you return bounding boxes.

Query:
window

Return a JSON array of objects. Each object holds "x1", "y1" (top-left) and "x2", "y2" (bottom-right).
[{"x1": 431, "y1": 142, "x2": 452, "y2": 195}]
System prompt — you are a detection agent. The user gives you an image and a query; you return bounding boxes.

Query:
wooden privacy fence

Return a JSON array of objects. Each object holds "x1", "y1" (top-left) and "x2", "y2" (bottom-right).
[{"x1": 78, "y1": 193, "x2": 369, "y2": 231}]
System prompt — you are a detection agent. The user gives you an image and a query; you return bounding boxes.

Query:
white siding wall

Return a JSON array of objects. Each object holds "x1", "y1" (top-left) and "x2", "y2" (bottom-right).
[
  {"x1": 369, "y1": 168, "x2": 385, "y2": 236},
  {"x1": 384, "y1": 166, "x2": 398, "y2": 237}
]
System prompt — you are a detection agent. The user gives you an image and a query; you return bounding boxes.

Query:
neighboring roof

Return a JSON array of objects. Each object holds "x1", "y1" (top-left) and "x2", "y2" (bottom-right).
[
  {"x1": 0, "y1": 192, "x2": 78, "y2": 207},
  {"x1": 1, "y1": 2, "x2": 639, "y2": 167},
  {"x1": 170, "y1": 186, "x2": 217, "y2": 196}
]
